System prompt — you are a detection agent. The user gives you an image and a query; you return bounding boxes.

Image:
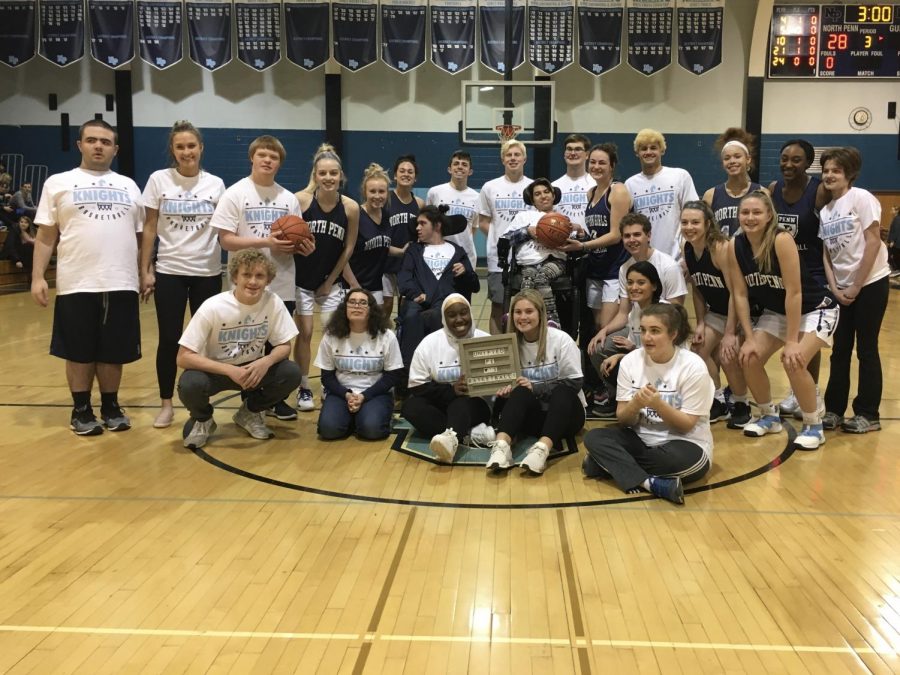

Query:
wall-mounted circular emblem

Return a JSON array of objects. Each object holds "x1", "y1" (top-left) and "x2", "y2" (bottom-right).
[{"x1": 849, "y1": 107, "x2": 872, "y2": 131}]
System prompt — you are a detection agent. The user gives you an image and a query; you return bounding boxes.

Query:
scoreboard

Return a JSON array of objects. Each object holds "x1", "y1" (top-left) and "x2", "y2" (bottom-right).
[{"x1": 769, "y1": 4, "x2": 900, "y2": 77}]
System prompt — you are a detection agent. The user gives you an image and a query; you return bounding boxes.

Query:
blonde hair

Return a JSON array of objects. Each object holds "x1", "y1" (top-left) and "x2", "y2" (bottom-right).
[
  {"x1": 359, "y1": 162, "x2": 390, "y2": 202},
  {"x1": 500, "y1": 138, "x2": 527, "y2": 160},
  {"x1": 633, "y1": 128, "x2": 666, "y2": 153},
  {"x1": 248, "y1": 135, "x2": 286, "y2": 163},
  {"x1": 740, "y1": 190, "x2": 781, "y2": 274},
  {"x1": 508, "y1": 289, "x2": 547, "y2": 363},
  {"x1": 303, "y1": 143, "x2": 345, "y2": 193},
  {"x1": 228, "y1": 248, "x2": 276, "y2": 282}
]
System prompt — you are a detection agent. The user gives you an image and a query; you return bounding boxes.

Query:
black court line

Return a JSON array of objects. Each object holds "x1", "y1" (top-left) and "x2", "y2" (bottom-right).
[
  {"x1": 557, "y1": 510, "x2": 592, "y2": 674},
  {"x1": 191, "y1": 425, "x2": 799, "y2": 510}
]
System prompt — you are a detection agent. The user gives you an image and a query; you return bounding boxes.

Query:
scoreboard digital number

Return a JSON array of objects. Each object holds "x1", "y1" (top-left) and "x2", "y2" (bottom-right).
[{"x1": 769, "y1": 4, "x2": 900, "y2": 78}]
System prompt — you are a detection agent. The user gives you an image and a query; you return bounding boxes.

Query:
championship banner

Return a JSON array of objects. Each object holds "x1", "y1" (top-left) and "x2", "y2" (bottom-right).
[
  {"x1": 186, "y1": 0, "x2": 232, "y2": 71},
  {"x1": 39, "y1": 0, "x2": 85, "y2": 66},
  {"x1": 88, "y1": 0, "x2": 134, "y2": 67},
  {"x1": 284, "y1": 0, "x2": 328, "y2": 70},
  {"x1": 137, "y1": 0, "x2": 182, "y2": 70},
  {"x1": 430, "y1": 0, "x2": 475, "y2": 74},
  {"x1": 479, "y1": 0, "x2": 525, "y2": 74},
  {"x1": 626, "y1": 0, "x2": 672, "y2": 75},
  {"x1": 332, "y1": 0, "x2": 376, "y2": 71},
  {"x1": 577, "y1": 0, "x2": 623, "y2": 75},
  {"x1": 676, "y1": 0, "x2": 721, "y2": 75},
  {"x1": 0, "y1": 0, "x2": 37, "y2": 67},
  {"x1": 528, "y1": 0, "x2": 572, "y2": 74},
  {"x1": 381, "y1": 0, "x2": 425, "y2": 73},
  {"x1": 235, "y1": 0, "x2": 280, "y2": 70}
]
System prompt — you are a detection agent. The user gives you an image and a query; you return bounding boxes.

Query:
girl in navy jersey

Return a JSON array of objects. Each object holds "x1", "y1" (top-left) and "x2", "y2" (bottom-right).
[
  {"x1": 383, "y1": 155, "x2": 425, "y2": 317},
  {"x1": 140, "y1": 121, "x2": 226, "y2": 428},
  {"x1": 294, "y1": 144, "x2": 360, "y2": 412},
  {"x1": 702, "y1": 128, "x2": 762, "y2": 238},
  {"x1": 727, "y1": 191, "x2": 838, "y2": 451},
  {"x1": 768, "y1": 138, "x2": 829, "y2": 418},
  {"x1": 680, "y1": 201, "x2": 751, "y2": 428}
]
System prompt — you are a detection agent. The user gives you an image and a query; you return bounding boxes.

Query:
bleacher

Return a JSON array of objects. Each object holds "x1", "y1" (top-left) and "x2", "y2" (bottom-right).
[{"x1": 0, "y1": 153, "x2": 51, "y2": 291}]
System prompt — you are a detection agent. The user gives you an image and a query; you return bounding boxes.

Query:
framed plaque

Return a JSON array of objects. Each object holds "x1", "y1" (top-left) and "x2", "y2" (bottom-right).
[{"x1": 459, "y1": 334, "x2": 521, "y2": 397}]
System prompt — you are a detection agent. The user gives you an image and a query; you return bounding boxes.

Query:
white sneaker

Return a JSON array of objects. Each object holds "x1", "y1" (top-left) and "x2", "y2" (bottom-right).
[
  {"x1": 468, "y1": 423, "x2": 496, "y2": 448},
  {"x1": 429, "y1": 428, "x2": 458, "y2": 463},
  {"x1": 778, "y1": 391, "x2": 799, "y2": 415},
  {"x1": 486, "y1": 439, "x2": 513, "y2": 471},
  {"x1": 183, "y1": 417, "x2": 216, "y2": 449},
  {"x1": 520, "y1": 441, "x2": 550, "y2": 475},
  {"x1": 794, "y1": 424, "x2": 825, "y2": 450},
  {"x1": 296, "y1": 387, "x2": 315, "y2": 412},
  {"x1": 233, "y1": 403, "x2": 274, "y2": 440},
  {"x1": 743, "y1": 414, "x2": 783, "y2": 437}
]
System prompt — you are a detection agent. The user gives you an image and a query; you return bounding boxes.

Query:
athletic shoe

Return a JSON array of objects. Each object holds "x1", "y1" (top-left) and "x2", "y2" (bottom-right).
[
  {"x1": 592, "y1": 390, "x2": 609, "y2": 406},
  {"x1": 429, "y1": 428, "x2": 458, "y2": 463},
  {"x1": 727, "y1": 402, "x2": 752, "y2": 429},
  {"x1": 296, "y1": 387, "x2": 315, "y2": 412},
  {"x1": 101, "y1": 406, "x2": 131, "y2": 432},
  {"x1": 590, "y1": 400, "x2": 618, "y2": 420},
  {"x1": 649, "y1": 476, "x2": 684, "y2": 505},
  {"x1": 486, "y1": 439, "x2": 513, "y2": 471},
  {"x1": 468, "y1": 423, "x2": 496, "y2": 448},
  {"x1": 266, "y1": 400, "x2": 298, "y2": 421},
  {"x1": 841, "y1": 415, "x2": 881, "y2": 434},
  {"x1": 821, "y1": 411, "x2": 842, "y2": 430},
  {"x1": 70, "y1": 407, "x2": 104, "y2": 436},
  {"x1": 547, "y1": 319, "x2": 561, "y2": 330},
  {"x1": 233, "y1": 403, "x2": 274, "y2": 440},
  {"x1": 520, "y1": 441, "x2": 550, "y2": 475},
  {"x1": 778, "y1": 391, "x2": 799, "y2": 416},
  {"x1": 709, "y1": 399, "x2": 730, "y2": 424},
  {"x1": 794, "y1": 423, "x2": 825, "y2": 450},
  {"x1": 743, "y1": 414, "x2": 783, "y2": 437},
  {"x1": 183, "y1": 417, "x2": 217, "y2": 449}
]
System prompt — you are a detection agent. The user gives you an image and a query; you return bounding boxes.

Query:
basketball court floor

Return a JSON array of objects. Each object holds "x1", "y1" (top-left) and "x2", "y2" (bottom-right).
[{"x1": 0, "y1": 283, "x2": 898, "y2": 673}]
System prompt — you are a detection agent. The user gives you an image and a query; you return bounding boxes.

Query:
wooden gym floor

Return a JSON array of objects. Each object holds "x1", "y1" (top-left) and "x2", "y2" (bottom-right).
[{"x1": 0, "y1": 282, "x2": 898, "y2": 674}]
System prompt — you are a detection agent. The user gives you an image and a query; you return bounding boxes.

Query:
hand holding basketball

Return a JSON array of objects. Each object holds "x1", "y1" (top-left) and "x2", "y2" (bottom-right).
[
  {"x1": 534, "y1": 212, "x2": 573, "y2": 249},
  {"x1": 272, "y1": 215, "x2": 314, "y2": 253}
]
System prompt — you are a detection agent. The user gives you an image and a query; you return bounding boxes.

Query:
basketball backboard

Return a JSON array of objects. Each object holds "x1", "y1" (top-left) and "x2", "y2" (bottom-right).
[{"x1": 460, "y1": 80, "x2": 556, "y2": 145}]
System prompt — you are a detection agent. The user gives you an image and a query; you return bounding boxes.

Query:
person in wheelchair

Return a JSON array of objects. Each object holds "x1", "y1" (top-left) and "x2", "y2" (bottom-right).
[
  {"x1": 397, "y1": 205, "x2": 480, "y2": 366},
  {"x1": 501, "y1": 178, "x2": 584, "y2": 328}
]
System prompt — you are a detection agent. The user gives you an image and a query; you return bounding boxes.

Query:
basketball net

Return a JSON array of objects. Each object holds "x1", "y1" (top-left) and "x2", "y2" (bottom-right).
[{"x1": 495, "y1": 124, "x2": 522, "y2": 143}]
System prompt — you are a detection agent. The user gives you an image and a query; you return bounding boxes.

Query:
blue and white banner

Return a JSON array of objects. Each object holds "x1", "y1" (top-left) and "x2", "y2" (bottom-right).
[
  {"x1": 529, "y1": 0, "x2": 573, "y2": 74},
  {"x1": 676, "y1": 0, "x2": 721, "y2": 75},
  {"x1": 626, "y1": 0, "x2": 672, "y2": 76},
  {"x1": 235, "y1": 0, "x2": 279, "y2": 70},
  {"x1": 88, "y1": 0, "x2": 134, "y2": 67},
  {"x1": 137, "y1": 0, "x2": 182, "y2": 70},
  {"x1": 577, "y1": 0, "x2": 623, "y2": 75},
  {"x1": 381, "y1": 0, "x2": 425, "y2": 73},
  {"x1": 332, "y1": 0, "x2": 376, "y2": 71},
  {"x1": 284, "y1": 0, "x2": 328, "y2": 70},
  {"x1": 40, "y1": 0, "x2": 85, "y2": 66},
  {"x1": 479, "y1": 0, "x2": 525, "y2": 74},
  {"x1": 0, "y1": 0, "x2": 37, "y2": 67},
  {"x1": 430, "y1": 0, "x2": 474, "y2": 74},
  {"x1": 186, "y1": 0, "x2": 231, "y2": 71}
]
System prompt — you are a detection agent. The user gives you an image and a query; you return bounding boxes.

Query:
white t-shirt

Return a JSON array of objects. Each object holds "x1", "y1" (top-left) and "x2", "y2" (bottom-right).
[
  {"x1": 552, "y1": 173, "x2": 596, "y2": 229},
  {"x1": 142, "y1": 168, "x2": 226, "y2": 277},
  {"x1": 625, "y1": 167, "x2": 698, "y2": 260},
  {"x1": 408, "y1": 327, "x2": 490, "y2": 387},
  {"x1": 314, "y1": 329, "x2": 403, "y2": 394},
  {"x1": 519, "y1": 327, "x2": 587, "y2": 407},
  {"x1": 210, "y1": 177, "x2": 300, "y2": 301},
  {"x1": 179, "y1": 288, "x2": 299, "y2": 366},
  {"x1": 505, "y1": 210, "x2": 567, "y2": 266},
  {"x1": 618, "y1": 249, "x2": 687, "y2": 301},
  {"x1": 426, "y1": 182, "x2": 479, "y2": 269},
  {"x1": 34, "y1": 167, "x2": 143, "y2": 295},
  {"x1": 478, "y1": 174, "x2": 532, "y2": 273},
  {"x1": 819, "y1": 187, "x2": 889, "y2": 289},
  {"x1": 617, "y1": 347, "x2": 714, "y2": 460},
  {"x1": 423, "y1": 242, "x2": 455, "y2": 279}
]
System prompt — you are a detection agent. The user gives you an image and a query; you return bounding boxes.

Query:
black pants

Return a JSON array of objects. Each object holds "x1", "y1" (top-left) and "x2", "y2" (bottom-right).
[
  {"x1": 399, "y1": 301, "x2": 443, "y2": 366},
  {"x1": 155, "y1": 273, "x2": 222, "y2": 399},
  {"x1": 824, "y1": 276, "x2": 889, "y2": 420},
  {"x1": 495, "y1": 386, "x2": 585, "y2": 447},
  {"x1": 402, "y1": 390, "x2": 492, "y2": 439},
  {"x1": 583, "y1": 427, "x2": 710, "y2": 492}
]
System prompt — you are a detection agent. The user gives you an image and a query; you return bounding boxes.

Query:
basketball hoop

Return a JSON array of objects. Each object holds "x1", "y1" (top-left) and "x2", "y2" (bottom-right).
[{"x1": 495, "y1": 124, "x2": 522, "y2": 143}]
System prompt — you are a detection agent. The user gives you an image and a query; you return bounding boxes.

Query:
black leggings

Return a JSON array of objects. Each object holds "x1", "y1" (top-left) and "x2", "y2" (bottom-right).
[
  {"x1": 495, "y1": 385, "x2": 585, "y2": 447},
  {"x1": 402, "y1": 390, "x2": 492, "y2": 439},
  {"x1": 155, "y1": 272, "x2": 222, "y2": 399}
]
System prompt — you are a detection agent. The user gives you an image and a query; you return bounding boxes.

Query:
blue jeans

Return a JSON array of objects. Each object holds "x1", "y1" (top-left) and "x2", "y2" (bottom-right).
[{"x1": 317, "y1": 391, "x2": 394, "y2": 440}]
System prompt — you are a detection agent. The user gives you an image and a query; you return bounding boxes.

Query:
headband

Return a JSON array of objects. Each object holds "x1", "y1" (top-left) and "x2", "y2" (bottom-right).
[{"x1": 721, "y1": 140, "x2": 750, "y2": 156}]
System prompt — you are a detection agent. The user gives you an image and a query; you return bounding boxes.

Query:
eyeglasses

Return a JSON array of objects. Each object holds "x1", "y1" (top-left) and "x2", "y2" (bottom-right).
[
  {"x1": 347, "y1": 299, "x2": 369, "y2": 307},
  {"x1": 565, "y1": 147, "x2": 586, "y2": 154}
]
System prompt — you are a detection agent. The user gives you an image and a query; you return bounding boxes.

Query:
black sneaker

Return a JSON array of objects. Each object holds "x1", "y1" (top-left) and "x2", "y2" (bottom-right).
[
  {"x1": 266, "y1": 400, "x2": 298, "y2": 421},
  {"x1": 649, "y1": 476, "x2": 684, "y2": 505},
  {"x1": 727, "y1": 401, "x2": 752, "y2": 429},
  {"x1": 101, "y1": 405, "x2": 132, "y2": 431},
  {"x1": 590, "y1": 400, "x2": 618, "y2": 420},
  {"x1": 71, "y1": 407, "x2": 104, "y2": 436},
  {"x1": 709, "y1": 399, "x2": 730, "y2": 424}
]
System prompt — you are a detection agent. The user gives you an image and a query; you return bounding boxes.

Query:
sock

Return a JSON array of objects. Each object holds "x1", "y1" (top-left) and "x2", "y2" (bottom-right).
[
  {"x1": 731, "y1": 393, "x2": 749, "y2": 404},
  {"x1": 641, "y1": 478, "x2": 652, "y2": 491},
  {"x1": 72, "y1": 391, "x2": 91, "y2": 411},
  {"x1": 802, "y1": 412, "x2": 820, "y2": 426},
  {"x1": 100, "y1": 391, "x2": 120, "y2": 414},
  {"x1": 714, "y1": 388, "x2": 725, "y2": 403},
  {"x1": 300, "y1": 375, "x2": 309, "y2": 389},
  {"x1": 759, "y1": 402, "x2": 777, "y2": 416}
]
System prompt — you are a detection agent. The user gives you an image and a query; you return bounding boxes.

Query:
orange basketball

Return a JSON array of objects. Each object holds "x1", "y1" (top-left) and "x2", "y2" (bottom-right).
[
  {"x1": 535, "y1": 212, "x2": 572, "y2": 249},
  {"x1": 272, "y1": 215, "x2": 313, "y2": 250}
]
